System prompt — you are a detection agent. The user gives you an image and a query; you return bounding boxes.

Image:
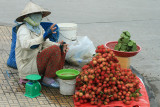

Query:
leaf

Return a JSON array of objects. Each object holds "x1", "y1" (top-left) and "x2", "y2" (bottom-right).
[
  {"x1": 126, "y1": 46, "x2": 132, "y2": 51},
  {"x1": 123, "y1": 31, "x2": 127, "y2": 35},
  {"x1": 131, "y1": 40, "x2": 136, "y2": 44},
  {"x1": 124, "y1": 35, "x2": 129, "y2": 39},
  {"x1": 132, "y1": 43, "x2": 137, "y2": 51},
  {"x1": 109, "y1": 95, "x2": 113, "y2": 97},
  {"x1": 114, "y1": 44, "x2": 119, "y2": 50},
  {"x1": 132, "y1": 93, "x2": 136, "y2": 97},
  {"x1": 100, "y1": 91, "x2": 104, "y2": 95},
  {"x1": 120, "y1": 33, "x2": 125, "y2": 38},
  {"x1": 117, "y1": 31, "x2": 137, "y2": 52},
  {"x1": 95, "y1": 53, "x2": 99, "y2": 56},
  {"x1": 139, "y1": 93, "x2": 142, "y2": 96},
  {"x1": 121, "y1": 45, "x2": 127, "y2": 50},
  {"x1": 118, "y1": 38, "x2": 122, "y2": 43},
  {"x1": 125, "y1": 31, "x2": 131, "y2": 37},
  {"x1": 130, "y1": 94, "x2": 133, "y2": 97},
  {"x1": 118, "y1": 43, "x2": 121, "y2": 48},
  {"x1": 120, "y1": 49, "x2": 125, "y2": 52},
  {"x1": 122, "y1": 38, "x2": 130, "y2": 44},
  {"x1": 135, "y1": 88, "x2": 141, "y2": 93},
  {"x1": 128, "y1": 41, "x2": 133, "y2": 46}
]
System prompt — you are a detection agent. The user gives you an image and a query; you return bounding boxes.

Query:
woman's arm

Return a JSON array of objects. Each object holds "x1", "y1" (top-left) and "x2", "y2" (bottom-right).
[
  {"x1": 42, "y1": 39, "x2": 60, "y2": 49},
  {"x1": 17, "y1": 25, "x2": 44, "y2": 50}
]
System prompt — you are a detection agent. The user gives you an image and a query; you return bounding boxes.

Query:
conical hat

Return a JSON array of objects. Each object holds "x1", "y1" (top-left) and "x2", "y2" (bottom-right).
[{"x1": 16, "y1": 2, "x2": 51, "y2": 22}]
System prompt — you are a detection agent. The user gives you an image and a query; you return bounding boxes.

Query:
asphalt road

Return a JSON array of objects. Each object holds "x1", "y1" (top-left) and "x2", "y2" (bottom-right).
[{"x1": 0, "y1": 0, "x2": 160, "y2": 106}]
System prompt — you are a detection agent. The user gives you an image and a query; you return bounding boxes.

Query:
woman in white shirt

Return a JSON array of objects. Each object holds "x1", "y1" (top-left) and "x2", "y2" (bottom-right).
[{"x1": 15, "y1": 2, "x2": 68, "y2": 88}]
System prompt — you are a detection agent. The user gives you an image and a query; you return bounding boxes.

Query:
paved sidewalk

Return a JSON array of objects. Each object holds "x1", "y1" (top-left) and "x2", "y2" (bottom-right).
[{"x1": 0, "y1": 26, "x2": 76, "y2": 107}]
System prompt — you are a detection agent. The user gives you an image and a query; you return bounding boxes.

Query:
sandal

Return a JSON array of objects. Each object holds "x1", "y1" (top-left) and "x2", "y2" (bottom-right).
[
  {"x1": 41, "y1": 81, "x2": 60, "y2": 88},
  {"x1": 19, "y1": 78, "x2": 29, "y2": 84}
]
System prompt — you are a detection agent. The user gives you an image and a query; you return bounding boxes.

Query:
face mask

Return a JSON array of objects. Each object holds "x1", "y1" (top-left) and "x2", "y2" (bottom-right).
[
  {"x1": 24, "y1": 13, "x2": 42, "y2": 26},
  {"x1": 24, "y1": 13, "x2": 42, "y2": 34}
]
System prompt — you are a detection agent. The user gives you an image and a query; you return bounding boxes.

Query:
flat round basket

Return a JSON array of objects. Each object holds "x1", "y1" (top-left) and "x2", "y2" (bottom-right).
[
  {"x1": 105, "y1": 41, "x2": 141, "y2": 57},
  {"x1": 56, "y1": 69, "x2": 80, "y2": 80}
]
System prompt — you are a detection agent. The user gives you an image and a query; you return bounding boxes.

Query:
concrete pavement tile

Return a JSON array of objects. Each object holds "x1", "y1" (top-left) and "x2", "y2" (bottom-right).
[
  {"x1": 0, "y1": 90, "x2": 4, "y2": 94},
  {"x1": 38, "y1": 101, "x2": 45, "y2": 105},
  {"x1": 0, "y1": 105, "x2": 10, "y2": 107},
  {"x1": 27, "y1": 102, "x2": 39, "y2": 106},
  {"x1": 19, "y1": 103, "x2": 26, "y2": 106},
  {"x1": 70, "y1": 104, "x2": 74, "y2": 107},
  {"x1": 0, "y1": 100, "x2": 8, "y2": 103},
  {"x1": 41, "y1": 101, "x2": 49, "y2": 105},
  {"x1": 40, "y1": 105, "x2": 51, "y2": 107},
  {"x1": 61, "y1": 103, "x2": 71, "y2": 107},
  {"x1": 8, "y1": 100, "x2": 14, "y2": 104},
  {"x1": 10, "y1": 105, "x2": 21, "y2": 107},
  {"x1": 5, "y1": 105, "x2": 10, "y2": 107},
  {"x1": 54, "y1": 104, "x2": 62, "y2": 107},
  {"x1": 18, "y1": 100, "x2": 29, "y2": 103},
  {"x1": 50, "y1": 104, "x2": 57, "y2": 107},
  {"x1": 13, "y1": 100, "x2": 19, "y2": 103}
]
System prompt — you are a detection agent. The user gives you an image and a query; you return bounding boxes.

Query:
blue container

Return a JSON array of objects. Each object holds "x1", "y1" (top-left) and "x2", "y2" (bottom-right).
[
  {"x1": 7, "y1": 22, "x2": 59, "y2": 69},
  {"x1": 40, "y1": 22, "x2": 59, "y2": 42},
  {"x1": 7, "y1": 26, "x2": 17, "y2": 69}
]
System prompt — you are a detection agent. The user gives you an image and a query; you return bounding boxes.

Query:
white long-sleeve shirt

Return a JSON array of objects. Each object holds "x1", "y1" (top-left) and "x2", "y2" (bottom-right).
[{"x1": 15, "y1": 24, "x2": 59, "y2": 79}]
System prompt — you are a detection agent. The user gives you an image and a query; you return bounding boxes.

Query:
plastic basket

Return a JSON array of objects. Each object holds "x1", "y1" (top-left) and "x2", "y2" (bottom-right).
[{"x1": 105, "y1": 41, "x2": 141, "y2": 57}]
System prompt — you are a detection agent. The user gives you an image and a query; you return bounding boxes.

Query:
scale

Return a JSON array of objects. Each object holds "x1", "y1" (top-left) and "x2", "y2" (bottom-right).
[{"x1": 24, "y1": 74, "x2": 41, "y2": 98}]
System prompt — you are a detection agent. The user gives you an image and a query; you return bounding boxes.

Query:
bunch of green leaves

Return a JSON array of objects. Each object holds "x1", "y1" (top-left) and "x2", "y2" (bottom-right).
[
  {"x1": 130, "y1": 88, "x2": 142, "y2": 98},
  {"x1": 114, "y1": 31, "x2": 137, "y2": 52}
]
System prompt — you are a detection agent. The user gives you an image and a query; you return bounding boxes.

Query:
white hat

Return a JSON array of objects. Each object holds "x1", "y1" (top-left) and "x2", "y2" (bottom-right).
[{"x1": 16, "y1": 1, "x2": 51, "y2": 22}]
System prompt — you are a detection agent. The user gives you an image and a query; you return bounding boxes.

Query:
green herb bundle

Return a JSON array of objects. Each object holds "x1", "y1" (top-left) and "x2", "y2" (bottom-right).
[{"x1": 114, "y1": 31, "x2": 137, "y2": 52}]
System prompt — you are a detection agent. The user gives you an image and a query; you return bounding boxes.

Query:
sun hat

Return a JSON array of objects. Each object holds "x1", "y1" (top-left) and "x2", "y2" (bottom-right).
[{"x1": 16, "y1": 1, "x2": 51, "y2": 22}]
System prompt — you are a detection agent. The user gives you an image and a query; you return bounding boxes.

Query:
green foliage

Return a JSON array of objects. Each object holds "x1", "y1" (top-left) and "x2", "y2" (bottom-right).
[
  {"x1": 131, "y1": 88, "x2": 142, "y2": 98},
  {"x1": 114, "y1": 31, "x2": 137, "y2": 52}
]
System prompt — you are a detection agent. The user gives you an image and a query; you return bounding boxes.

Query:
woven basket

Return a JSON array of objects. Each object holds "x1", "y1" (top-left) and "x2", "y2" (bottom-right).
[{"x1": 105, "y1": 41, "x2": 141, "y2": 57}]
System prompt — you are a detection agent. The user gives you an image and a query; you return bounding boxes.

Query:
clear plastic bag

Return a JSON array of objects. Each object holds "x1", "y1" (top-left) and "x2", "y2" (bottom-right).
[{"x1": 66, "y1": 36, "x2": 96, "y2": 66}]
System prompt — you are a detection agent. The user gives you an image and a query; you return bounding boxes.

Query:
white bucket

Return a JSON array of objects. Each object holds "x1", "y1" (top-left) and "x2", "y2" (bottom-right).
[
  {"x1": 59, "y1": 79, "x2": 76, "y2": 95},
  {"x1": 57, "y1": 23, "x2": 77, "y2": 44}
]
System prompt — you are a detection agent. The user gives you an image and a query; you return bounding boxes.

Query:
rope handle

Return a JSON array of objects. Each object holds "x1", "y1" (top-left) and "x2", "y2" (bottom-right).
[{"x1": 59, "y1": 32, "x2": 77, "y2": 41}]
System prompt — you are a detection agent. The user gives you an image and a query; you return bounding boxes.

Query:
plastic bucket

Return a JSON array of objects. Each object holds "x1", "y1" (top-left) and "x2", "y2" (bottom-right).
[
  {"x1": 57, "y1": 23, "x2": 77, "y2": 43},
  {"x1": 59, "y1": 79, "x2": 76, "y2": 95}
]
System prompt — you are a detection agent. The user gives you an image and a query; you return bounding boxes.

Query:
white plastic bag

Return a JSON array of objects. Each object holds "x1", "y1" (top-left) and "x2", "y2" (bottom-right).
[{"x1": 66, "y1": 36, "x2": 96, "y2": 66}]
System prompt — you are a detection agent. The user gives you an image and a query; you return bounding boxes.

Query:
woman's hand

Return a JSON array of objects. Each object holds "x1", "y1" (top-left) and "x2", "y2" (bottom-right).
[
  {"x1": 43, "y1": 24, "x2": 57, "y2": 40},
  {"x1": 50, "y1": 24, "x2": 57, "y2": 34},
  {"x1": 59, "y1": 41, "x2": 69, "y2": 53},
  {"x1": 63, "y1": 44, "x2": 69, "y2": 53}
]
